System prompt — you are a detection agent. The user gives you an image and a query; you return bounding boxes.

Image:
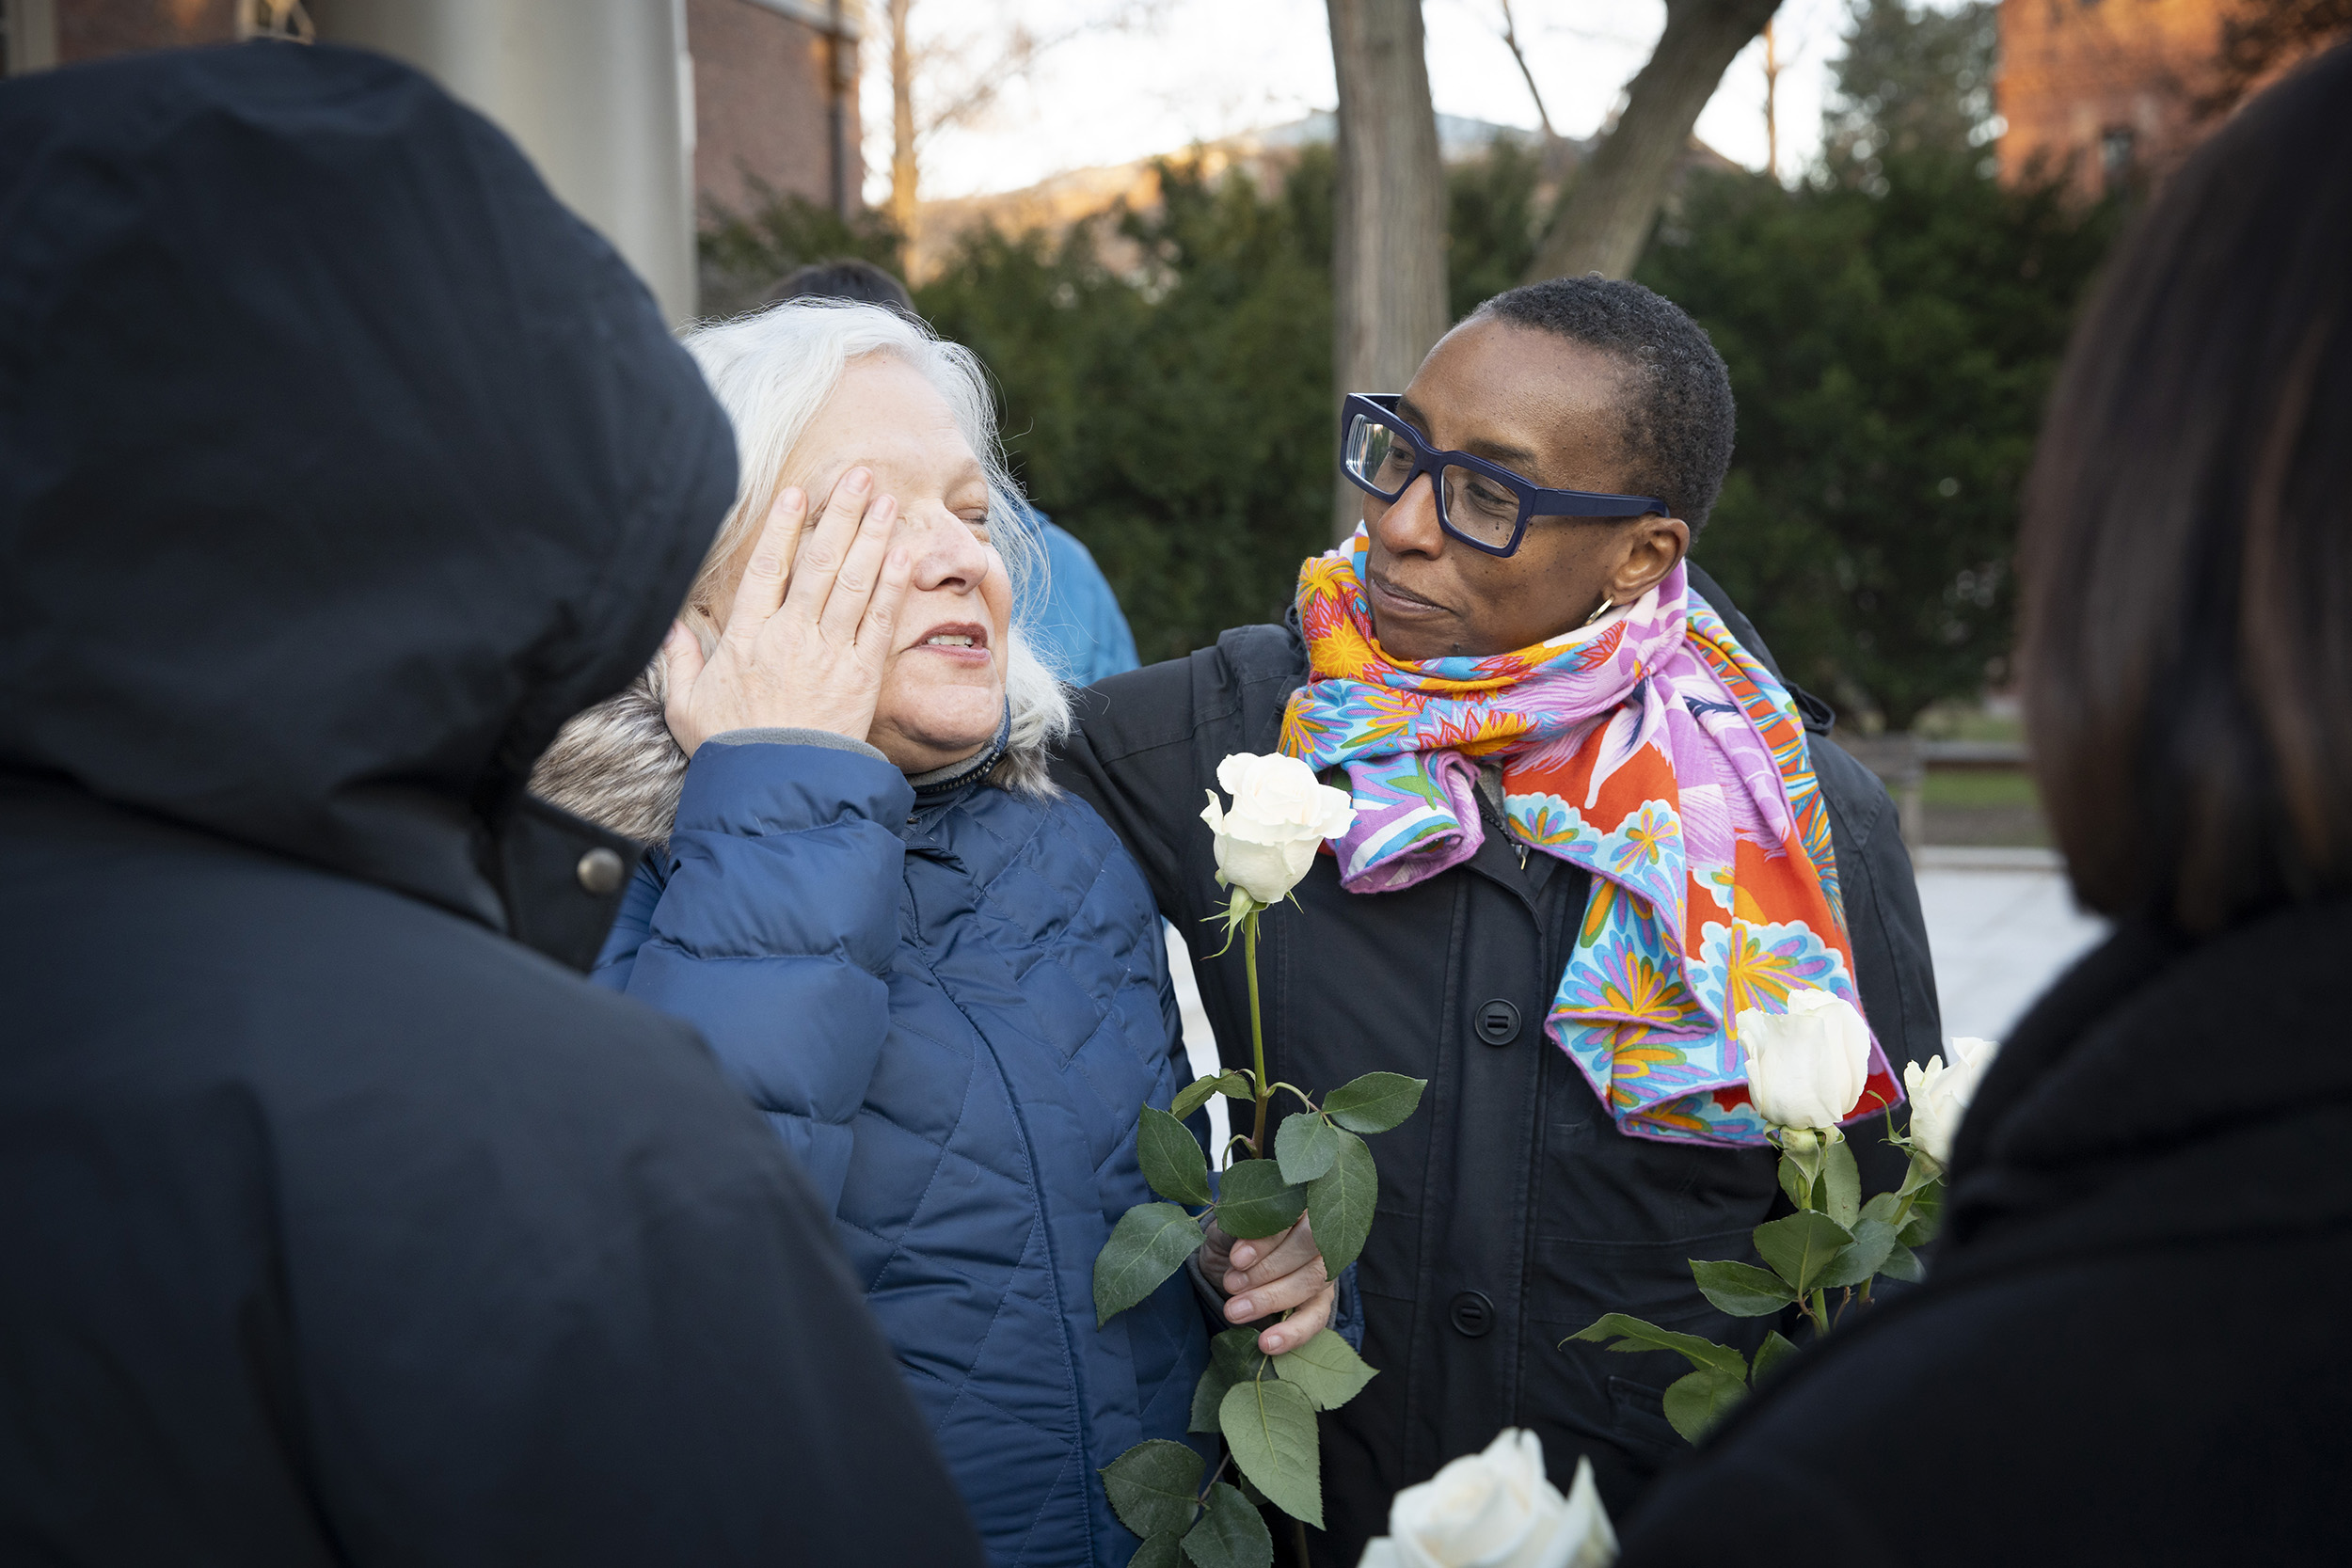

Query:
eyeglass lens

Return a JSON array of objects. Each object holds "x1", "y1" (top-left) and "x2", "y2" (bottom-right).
[
  {"x1": 1343, "y1": 414, "x2": 1416, "y2": 499},
  {"x1": 1345, "y1": 411, "x2": 1523, "y2": 548}
]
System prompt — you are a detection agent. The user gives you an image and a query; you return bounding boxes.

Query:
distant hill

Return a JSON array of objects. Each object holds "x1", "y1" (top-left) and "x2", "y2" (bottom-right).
[
  {"x1": 908, "y1": 110, "x2": 1736, "y2": 280},
  {"x1": 907, "y1": 113, "x2": 1562, "y2": 280}
]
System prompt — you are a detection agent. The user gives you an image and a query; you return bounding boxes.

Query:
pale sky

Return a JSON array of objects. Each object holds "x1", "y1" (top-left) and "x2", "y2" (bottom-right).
[{"x1": 867, "y1": 0, "x2": 1864, "y2": 206}]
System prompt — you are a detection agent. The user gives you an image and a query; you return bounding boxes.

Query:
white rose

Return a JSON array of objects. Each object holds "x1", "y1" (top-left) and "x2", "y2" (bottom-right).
[
  {"x1": 1903, "y1": 1034, "x2": 2000, "y2": 1169},
  {"x1": 1737, "y1": 988, "x2": 1870, "y2": 1132},
  {"x1": 1199, "y1": 752, "x2": 1355, "y2": 907},
  {"x1": 1358, "y1": 1431, "x2": 1615, "y2": 1568}
]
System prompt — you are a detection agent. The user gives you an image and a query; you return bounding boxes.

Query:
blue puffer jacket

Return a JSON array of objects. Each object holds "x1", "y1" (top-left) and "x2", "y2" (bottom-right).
[{"x1": 594, "y1": 733, "x2": 1210, "y2": 1566}]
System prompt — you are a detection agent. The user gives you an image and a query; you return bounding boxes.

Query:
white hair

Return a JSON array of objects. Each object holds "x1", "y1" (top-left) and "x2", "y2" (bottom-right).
[{"x1": 679, "y1": 298, "x2": 1070, "y2": 783}]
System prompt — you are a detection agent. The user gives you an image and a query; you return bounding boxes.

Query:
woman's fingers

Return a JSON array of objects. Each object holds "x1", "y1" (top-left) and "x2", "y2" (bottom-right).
[
  {"x1": 1223, "y1": 1244, "x2": 1330, "y2": 1330},
  {"x1": 857, "y1": 545, "x2": 915, "y2": 671},
  {"x1": 658, "y1": 622, "x2": 709, "y2": 752},
  {"x1": 1222, "y1": 1212, "x2": 1324, "y2": 1297},
  {"x1": 1253, "y1": 1283, "x2": 1336, "y2": 1356},
  {"x1": 781, "y1": 467, "x2": 874, "y2": 627},
  {"x1": 1197, "y1": 1219, "x2": 1236, "y2": 1280},
  {"x1": 722, "y1": 486, "x2": 807, "y2": 650},
  {"x1": 818, "y1": 483, "x2": 903, "y2": 644}
]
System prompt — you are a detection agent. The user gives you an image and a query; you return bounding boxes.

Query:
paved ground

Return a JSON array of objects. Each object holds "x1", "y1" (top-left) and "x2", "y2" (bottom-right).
[{"x1": 1912, "y1": 847, "x2": 2108, "y2": 1046}]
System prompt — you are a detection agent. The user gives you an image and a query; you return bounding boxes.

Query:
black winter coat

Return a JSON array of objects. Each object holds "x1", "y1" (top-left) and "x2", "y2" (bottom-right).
[
  {"x1": 1052, "y1": 568, "x2": 1941, "y2": 1562},
  {"x1": 1618, "y1": 901, "x2": 2352, "y2": 1565},
  {"x1": 0, "y1": 45, "x2": 978, "y2": 1564}
]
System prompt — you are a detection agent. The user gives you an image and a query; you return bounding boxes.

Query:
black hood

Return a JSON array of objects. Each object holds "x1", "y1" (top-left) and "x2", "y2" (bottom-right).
[{"x1": 0, "y1": 44, "x2": 735, "y2": 949}]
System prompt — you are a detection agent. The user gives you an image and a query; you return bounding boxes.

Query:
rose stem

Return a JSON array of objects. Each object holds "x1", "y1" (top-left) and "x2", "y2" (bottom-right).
[{"x1": 1246, "y1": 909, "x2": 1270, "y2": 1158}]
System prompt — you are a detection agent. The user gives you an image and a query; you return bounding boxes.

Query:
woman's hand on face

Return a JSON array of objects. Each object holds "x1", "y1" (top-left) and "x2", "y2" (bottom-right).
[
  {"x1": 1200, "y1": 1212, "x2": 1337, "y2": 1355},
  {"x1": 660, "y1": 469, "x2": 914, "y2": 757}
]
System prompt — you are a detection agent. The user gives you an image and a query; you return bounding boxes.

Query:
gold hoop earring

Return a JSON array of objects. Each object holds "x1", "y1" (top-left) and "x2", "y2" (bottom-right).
[{"x1": 1582, "y1": 595, "x2": 1614, "y2": 628}]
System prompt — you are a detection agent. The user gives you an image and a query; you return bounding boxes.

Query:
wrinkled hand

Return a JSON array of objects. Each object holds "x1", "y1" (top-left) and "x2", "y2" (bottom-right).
[
  {"x1": 661, "y1": 469, "x2": 913, "y2": 757},
  {"x1": 1200, "y1": 1212, "x2": 1336, "y2": 1355}
]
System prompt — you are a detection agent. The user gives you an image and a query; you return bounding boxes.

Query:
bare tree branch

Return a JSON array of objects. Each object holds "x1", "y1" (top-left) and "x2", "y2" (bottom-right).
[
  {"x1": 1523, "y1": 0, "x2": 1781, "y2": 282},
  {"x1": 885, "y1": 0, "x2": 1171, "y2": 240},
  {"x1": 1496, "y1": 0, "x2": 1559, "y2": 142}
]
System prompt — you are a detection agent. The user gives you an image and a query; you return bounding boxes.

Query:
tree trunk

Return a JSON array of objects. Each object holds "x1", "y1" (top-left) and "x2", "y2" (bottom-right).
[
  {"x1": 1523, "y1": 0, "x2": 1781, "y2": 283},
  {"x1": 889, "y1": 0, "x2": 918, "y2": 240},
  {"x1": 1327, "y1": 0, "x2": 1449, "y2": 540}
]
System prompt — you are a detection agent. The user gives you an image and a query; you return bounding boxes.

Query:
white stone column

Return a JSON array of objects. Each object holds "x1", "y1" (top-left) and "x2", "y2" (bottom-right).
[{"x1": 313, "y1": 0, "x2": 697, "y2": 325}]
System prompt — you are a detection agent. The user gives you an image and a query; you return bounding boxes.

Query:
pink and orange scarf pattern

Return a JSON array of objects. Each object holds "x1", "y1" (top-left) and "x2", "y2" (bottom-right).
[{"x1": 1279, "y1": 529, "x2": 1901, "y2": 1145}]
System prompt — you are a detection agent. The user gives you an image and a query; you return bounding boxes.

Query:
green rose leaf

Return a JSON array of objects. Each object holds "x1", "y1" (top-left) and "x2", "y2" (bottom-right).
[
  {"x1": 1191, "y1": 1329, "x2": 1268, "y2": 1433},
  {"x1": 1815, "y1": 1216, "x2": 1898, "y2": 1290},
  {"x1": 1173, "y1": 1070, "x2": 1255, "y2": 1121},
  {"x1": 1776, "y1": 1150, "x2": 1814, "y2": 1210},
  {"x1": 1749, "y1": 1328, "x2": 1799, "y2": 1386},
  {"x1": 1101, "y1": 1438, "x2": 1205, "y2": 1540},
  {"x1": 1181, "y1": 1481, "x2": 1274, "y2": 1568},
  {"x1": 1270, "y1": 1328, "x2": 1377, "y2": 1411},
  {"x1": 1859, "y1": 1190, "x2": 1903, "y2": 1226},
  {"x1": 1896, "y1": 1155, "x2": 1942, "y2": 1199},
  {"x1": 1218, "y1": 1376, "x2": 1323, "y2": 1528},
  {"x1": 1319, "y1": 1071, "x2": 1427, "y2": 1134},
  {"x1": 1216, "y1": 1159, "x2": 1310, "y2": 1241},
  {"x1": 1821, "y1": 1134, "x2": 1862, "y2": 1228},
  {"x1": 1275, "y1": 1113, "x2": 1343, "y2": 1184},
  {"x1": 1305, "y1": 1130, "x2": 1377, "y2": 1275},
  {"x1": 1690, "y1": 1259, "x2": 1798, "y2": 1317},
  {"x1": 1565, "y1": 1312, "x2": 1746, "y2": 1378},
  {"x1": 1899, "y1": 1184, "x2": 1944, "y2": 1248},
  {"x1": 1661, "y1": 1366, "x2": 1749, "y2": 1444},
  {"x1": 1212, "y1": 1325, "x2": 1271, "y2": 1381},
  {"x1": 1139, "y1": 1106, "x2": 1215, "y2": 1207},
  {"x1": 1095, "y1": 1202, "x2": 1207, "y2": 1324},
  {"x1": 1131, "y1": 1535, "x2": 1185, "y2": 1568},
  {"x1": 1753, "y1": 1210, "x2": 1855, "y2": 1293},
  {"x1": 1776, "y1": 1134, "x2": 1826, "y2": 1207},
  {"x1": 1878, "y1": 1240, "x2": 1925, "y2": 1283}
]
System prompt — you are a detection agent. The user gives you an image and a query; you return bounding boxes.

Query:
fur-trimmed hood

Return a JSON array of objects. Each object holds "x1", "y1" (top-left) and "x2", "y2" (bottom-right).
[{"x1": 531, "y1": 670, "x2": 1056, "y2": 847}]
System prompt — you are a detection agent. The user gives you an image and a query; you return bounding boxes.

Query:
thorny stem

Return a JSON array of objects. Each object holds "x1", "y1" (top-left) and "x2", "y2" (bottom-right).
[
  {"x1": 1247, "y1": 911, "x2": 1271, "y2": 1158},
  {"x1": 1270, "y1": 1082, "x2": 1320, "y2": 1113},
  {"x1": 1808, "y1": 1287, "x2": 1830, "y2": 1339},
  {"x1": 1195, "y1": 1448, "x2": 1233, "y2": 1504}
]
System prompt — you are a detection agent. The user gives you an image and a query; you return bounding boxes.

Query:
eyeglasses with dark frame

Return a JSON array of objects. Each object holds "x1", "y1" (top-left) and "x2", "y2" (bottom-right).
[{"x1": 1338, "y1": 393, "x2": 1669, "y2": 558}]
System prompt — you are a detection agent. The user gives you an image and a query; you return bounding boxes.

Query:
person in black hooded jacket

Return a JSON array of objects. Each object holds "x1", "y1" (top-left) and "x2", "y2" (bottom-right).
[
  {"x1": 1615, "y1": 42, "x2": 2352, "y2": 1567},
  {"x1": 0, "y1": 43, "x2": 979, "y2": 1565}
]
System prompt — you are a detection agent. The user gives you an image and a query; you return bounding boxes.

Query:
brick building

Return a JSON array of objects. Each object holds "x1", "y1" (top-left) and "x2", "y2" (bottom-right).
[
  {"x1": 1997, "y1": 0, "x2": 2232, "y2": 197},
  {"x1": 1, "y1": 0, "x2": 862, "y2": 222},
  {"x1": 688, "y1": 0, "x2": 860, "y2": 222},
  {"x1": 1994, "y1": 0, "x2": 2341, "y2": 198}
]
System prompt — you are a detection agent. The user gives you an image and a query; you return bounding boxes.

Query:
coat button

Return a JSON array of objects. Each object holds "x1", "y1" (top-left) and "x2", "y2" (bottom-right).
[
  {"x1": 575, "y1": 847, "x2": 626, "y2": 895},
  {"x1": 1449, "y1": 1291, "x2": 1495, "y2": 1338},
  {"x1": 1473, "y1": 998, "x2": 1520, "y2": 1046}
]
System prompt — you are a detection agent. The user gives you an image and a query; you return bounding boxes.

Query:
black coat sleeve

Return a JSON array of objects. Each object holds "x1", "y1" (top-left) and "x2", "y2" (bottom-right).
[{"x1": 1051, "y1": 625, "x2": 1306, "y2": 934}]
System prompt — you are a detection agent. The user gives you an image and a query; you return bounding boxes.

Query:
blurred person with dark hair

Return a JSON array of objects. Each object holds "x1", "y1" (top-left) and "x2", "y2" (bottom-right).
[
  {"x1": 764, "y1": 256, "x2": 922, "y2": 314},
  {"x1": 1616, "y1": 41, "x2": 2352, "y2": 1567},
  {"x1": 1053, "y1": 272, "x2": 1941, "y2": 1559},
  {"x1": 770, "y1": 258, "x2": 1142, "y2": 685},
  {"x1": 0, "y1": 44, "x2": 977, "y2": 1564}
]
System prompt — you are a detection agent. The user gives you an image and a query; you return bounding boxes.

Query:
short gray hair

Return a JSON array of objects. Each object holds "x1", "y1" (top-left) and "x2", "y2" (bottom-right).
[{"x1": 678, "y1": 298, "x2": 1069, "y2": 774}]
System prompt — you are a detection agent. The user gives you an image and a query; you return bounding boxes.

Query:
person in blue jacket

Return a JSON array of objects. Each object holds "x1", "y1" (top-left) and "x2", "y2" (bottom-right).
[
  {"x1": 764, "y1": 259, "x2": 1143, "y2": 685},
  {"x1": 532, "y1": 299, "x2": 1338, "y2": 1566}
]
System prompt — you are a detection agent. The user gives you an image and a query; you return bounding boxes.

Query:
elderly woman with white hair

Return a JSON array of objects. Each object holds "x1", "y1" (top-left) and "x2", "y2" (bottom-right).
[{"x1": 533, "y1": 300, "x2": 1332, "y2": 1564}]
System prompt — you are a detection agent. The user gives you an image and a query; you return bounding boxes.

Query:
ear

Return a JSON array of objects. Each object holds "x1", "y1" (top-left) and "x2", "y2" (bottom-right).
[{"x1": 1607, "y1": 515, "x2": 1691, "y2": 604}]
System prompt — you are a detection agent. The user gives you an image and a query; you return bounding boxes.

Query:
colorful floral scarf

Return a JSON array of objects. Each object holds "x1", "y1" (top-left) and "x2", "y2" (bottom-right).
[{"x1": 1279, "y1": 530, "x2": 1901, "y2": 1146}]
